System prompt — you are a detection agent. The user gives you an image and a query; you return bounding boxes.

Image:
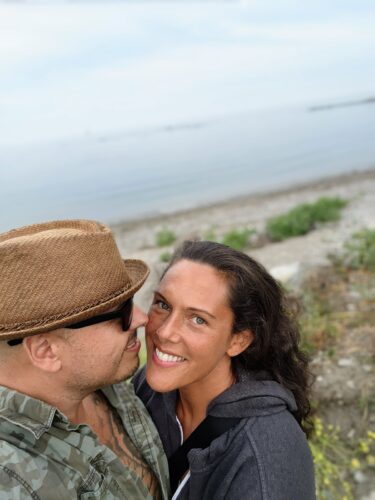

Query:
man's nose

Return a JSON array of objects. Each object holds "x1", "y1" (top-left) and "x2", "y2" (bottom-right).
[{"x1": 131, "y1": 305, "x2": 148, "y2": 329}]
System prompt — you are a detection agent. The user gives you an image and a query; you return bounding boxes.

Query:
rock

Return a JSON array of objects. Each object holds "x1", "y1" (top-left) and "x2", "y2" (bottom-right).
[
  {"x1": 269, "y1": 262, "x2": 300, "y2": 282},
  {"x1": 360, "y1": 491, "x2": 375, "y2": 500},
  {"x1": 338, "y1": 358, "x2": 354, "y2": 367},
  {"x1": 354, "y1": 470, "x2": 367, "y2": 484}
]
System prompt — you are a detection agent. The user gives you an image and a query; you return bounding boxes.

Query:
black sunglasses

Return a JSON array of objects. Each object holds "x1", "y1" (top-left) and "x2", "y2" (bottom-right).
[
  {"x1": 66, "y1": 297, "x2": 134, "y2": 331},
  {"x1": 7, "y1": 297, "x2": 134, "y2": 347}
]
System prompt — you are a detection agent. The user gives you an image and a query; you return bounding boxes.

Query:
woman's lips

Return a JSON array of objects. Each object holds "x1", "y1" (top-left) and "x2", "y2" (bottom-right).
[{"x1": 152, "y1": 346, "x2": 186, "y2": 366}]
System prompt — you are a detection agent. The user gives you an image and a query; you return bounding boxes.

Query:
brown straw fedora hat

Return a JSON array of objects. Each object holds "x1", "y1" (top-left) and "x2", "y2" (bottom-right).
[{"x1": 0, "y1": 220, "x2": 149, "y2": 341}]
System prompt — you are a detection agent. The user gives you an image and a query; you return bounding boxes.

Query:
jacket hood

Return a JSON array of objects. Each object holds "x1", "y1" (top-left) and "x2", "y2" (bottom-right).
[
  {"x1": 206, "y1": 365, "x2": 297, "y2": 419},
  {"x1": 134, "y1": 364, "x2": 297, "y2": 423}
]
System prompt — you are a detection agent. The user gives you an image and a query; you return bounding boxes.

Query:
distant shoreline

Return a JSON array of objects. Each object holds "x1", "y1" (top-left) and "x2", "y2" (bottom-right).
[
  {"x1": 113, "y1": 166, "x2": 375, "y2": 233},
  {"x1": 309, "y1": 96, "x2": 375, "y2": 112}
]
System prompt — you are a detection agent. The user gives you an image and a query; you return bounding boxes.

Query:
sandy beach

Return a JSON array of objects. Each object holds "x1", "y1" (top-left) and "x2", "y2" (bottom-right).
[{"x1": 112, "y1": 167, "x2": 375, "y2": 310}]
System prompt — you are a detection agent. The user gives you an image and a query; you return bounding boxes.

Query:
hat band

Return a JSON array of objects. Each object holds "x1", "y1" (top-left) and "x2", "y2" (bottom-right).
[{"x1": 0, "y1": 284, "x2": 131, "y2": 333}]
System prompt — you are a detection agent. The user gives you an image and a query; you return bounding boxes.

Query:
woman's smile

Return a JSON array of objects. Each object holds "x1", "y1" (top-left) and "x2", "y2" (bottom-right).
[{"x1": 153, "y1": 346, "x2": 186, "y2": 365}]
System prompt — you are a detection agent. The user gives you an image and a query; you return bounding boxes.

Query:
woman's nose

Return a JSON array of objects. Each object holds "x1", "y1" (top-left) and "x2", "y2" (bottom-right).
[{"x1": 153, "y1": 313, "x2": 180, "y2": 343}]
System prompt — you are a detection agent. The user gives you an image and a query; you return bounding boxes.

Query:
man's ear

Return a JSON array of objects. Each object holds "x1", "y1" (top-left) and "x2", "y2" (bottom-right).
[
  {"x1": 23, "y1": 334, "x2": 62, "y2": 373},
  {"x1": 226, "y1": 330, "x2": 253, "y2": 357}
]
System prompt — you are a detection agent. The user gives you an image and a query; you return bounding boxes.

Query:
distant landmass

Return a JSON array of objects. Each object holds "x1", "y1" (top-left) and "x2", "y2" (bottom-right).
[{"x1": 309, "y1": 96, "x2": 375, "y2": 112}]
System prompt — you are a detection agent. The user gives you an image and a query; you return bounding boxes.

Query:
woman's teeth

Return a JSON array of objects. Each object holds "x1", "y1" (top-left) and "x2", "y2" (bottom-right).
[{"x1": 155, "y1": 347, "x2": 185, "y2": 363}]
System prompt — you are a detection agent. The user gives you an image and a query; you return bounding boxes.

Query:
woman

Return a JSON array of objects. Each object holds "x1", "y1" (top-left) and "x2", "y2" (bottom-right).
[{"x1": 134, "y1": 240, "x2": 315, "y2": 499}]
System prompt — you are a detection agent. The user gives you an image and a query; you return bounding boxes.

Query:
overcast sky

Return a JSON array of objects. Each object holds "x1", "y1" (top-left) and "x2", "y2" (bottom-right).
[{"x1": 0, "y1": 0, "x2": 374, "y2": 147}]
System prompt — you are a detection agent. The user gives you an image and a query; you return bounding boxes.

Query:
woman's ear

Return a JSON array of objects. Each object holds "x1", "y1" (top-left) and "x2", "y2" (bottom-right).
[{"x1": 227, "y1": 330, "x2": 253, "y2": 357}]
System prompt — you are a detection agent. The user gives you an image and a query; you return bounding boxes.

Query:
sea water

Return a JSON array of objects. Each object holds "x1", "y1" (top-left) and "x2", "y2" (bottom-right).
[{"x1": 1, "y1": 103, "x2": 374, "y2": 232}]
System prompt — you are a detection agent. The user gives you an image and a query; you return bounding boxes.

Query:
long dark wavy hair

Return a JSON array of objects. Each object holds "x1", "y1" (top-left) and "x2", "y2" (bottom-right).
[{"x1": 163, "y1": 240, "x2": 313, "y2": 436}]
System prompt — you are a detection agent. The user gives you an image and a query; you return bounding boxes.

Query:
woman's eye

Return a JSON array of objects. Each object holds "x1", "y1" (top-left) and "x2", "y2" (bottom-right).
[
  {"x1": 192, "y1": 316, "x2": 206, "y2": 326},
  {"x1": 155, "y1": 300, "x2": 169, "y2": 311}
]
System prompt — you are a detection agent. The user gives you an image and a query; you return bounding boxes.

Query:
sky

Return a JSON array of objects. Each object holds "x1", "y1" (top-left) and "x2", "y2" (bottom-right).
[{"x1": 0, "y1": 0, "x2": 374, "y2": 147}]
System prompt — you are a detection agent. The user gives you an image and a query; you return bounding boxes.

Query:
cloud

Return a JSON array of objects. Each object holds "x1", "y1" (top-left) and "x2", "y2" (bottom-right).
[{"x1": 0, "y1": 2, "x2": 374, "y2": 145}]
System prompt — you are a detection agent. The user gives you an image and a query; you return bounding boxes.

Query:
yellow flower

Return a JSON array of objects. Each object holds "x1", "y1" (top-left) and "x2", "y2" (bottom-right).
[
  {"x1": 359, "y1": 440, "x2": 370, "y2": 454},
  {"x1": 351, "y1": 458, "x2": 361, "y2": 470}
]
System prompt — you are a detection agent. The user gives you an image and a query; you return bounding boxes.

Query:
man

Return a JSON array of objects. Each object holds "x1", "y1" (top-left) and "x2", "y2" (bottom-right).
[{"x1": 0, "y1": 220, "x2": 170, "y2": 499}]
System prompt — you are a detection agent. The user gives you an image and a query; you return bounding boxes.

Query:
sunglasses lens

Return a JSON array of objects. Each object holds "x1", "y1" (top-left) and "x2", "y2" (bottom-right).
[{"x1": 121, "y1": 298, "x2": 134, "y2": 331}]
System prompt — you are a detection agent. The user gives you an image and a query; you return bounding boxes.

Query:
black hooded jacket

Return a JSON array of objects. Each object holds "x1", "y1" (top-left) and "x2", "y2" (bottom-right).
[{"x1": 133, "y1": 365, "x2": 315, "y2": 499}]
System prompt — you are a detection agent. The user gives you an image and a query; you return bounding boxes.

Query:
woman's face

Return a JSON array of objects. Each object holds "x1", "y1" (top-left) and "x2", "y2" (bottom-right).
[{"x1": 146, "y1": 259, "x2": 244, "y2": 393}]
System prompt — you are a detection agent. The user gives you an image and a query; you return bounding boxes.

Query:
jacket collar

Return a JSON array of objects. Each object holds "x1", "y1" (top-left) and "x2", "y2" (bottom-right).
[{"x1": 0, "y1": 385, "x2": 74, "y2": 439}]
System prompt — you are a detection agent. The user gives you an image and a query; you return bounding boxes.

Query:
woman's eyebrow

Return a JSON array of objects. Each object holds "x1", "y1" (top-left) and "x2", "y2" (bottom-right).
[
  {"x1": 154, "y1": 290, "x2": 216, "y2": 319},
  {"x1": 186, "y1": 307, "x2": 216, "y2": 319}
]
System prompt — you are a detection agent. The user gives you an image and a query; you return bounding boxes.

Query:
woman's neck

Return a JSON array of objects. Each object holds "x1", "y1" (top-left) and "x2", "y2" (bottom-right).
[{"x1": 176, "y1": 365, "x2": 236, "y2": 440}]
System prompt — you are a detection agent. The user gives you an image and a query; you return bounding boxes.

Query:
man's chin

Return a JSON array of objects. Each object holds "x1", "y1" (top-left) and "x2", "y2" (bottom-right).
[{"x1": 114, "y1": 359, "x2": 140, "y2": 385}]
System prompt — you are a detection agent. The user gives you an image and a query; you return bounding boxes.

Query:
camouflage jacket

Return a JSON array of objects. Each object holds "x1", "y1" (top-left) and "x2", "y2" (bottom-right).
[{"x1": 0, "y1": 383, "x2": 170, "y2": 499}]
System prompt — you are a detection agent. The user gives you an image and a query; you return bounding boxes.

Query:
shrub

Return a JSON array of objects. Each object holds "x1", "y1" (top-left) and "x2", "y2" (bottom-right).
[
  {"x1": 309, "y1": 196, "x2": 347, "y2": 223},
  {"x1": 155, "y1": 228, "x2": 176, "y2": 247},
  {"x1": 266, "y1": 197, "x2": 347, "y2": 241},
  {"x1": 342, "y1": 229, "x2": 375, "y2": 271},
  {"x1": 309, "y1": 418, "x2": 353, "y2": 500},
  {"x1": 310, "y1": 419, "x2": 375, "y2": 500},
  {"x1": 159, "y1": 251, "x2": 172, "y2": 263},
  {"x1": 221, "y1": 228, "x2": 255, "y2": 250}
]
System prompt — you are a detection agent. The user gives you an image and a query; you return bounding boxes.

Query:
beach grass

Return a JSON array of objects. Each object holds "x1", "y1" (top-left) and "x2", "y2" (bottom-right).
[
  {"x1": 342, "y1": 229, "x2": 375, "y2": 271},
  {"x1": 155, "y1": 228, "x2": 176, "y2": 247},
  {"x1": 266, "y1": 196, "x2": 347, "y2": 241},
  {"x1": 159, "y1": 251, "x2": 172, "y2": 263},
  {"x1": 221, "y1": 228, "x2": 255, "y2": 250}
]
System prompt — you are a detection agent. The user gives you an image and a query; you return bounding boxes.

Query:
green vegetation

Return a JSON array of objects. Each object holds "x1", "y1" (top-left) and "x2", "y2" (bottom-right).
[
  {"x1": 296, "y1": 260, "x2": 374, "y2": 355},
  {"x1": 342, "y1": 229, "x2": 375, "y2": 271},
  {"x1": 203, "y1": 226, "x2": 218, "y2": 242},
  {"x1": 298, "y1": 290, "x2": 339, "y2": 354},
  {"x1": 221, "y1": 228, "x2": 255, "y2": 250},
  {"x1": 155, "y1": 228, "x2": 176, "y2": 247},
  {"x1": 266, "y1": 197, "x2": 347, "y2": 241},
  {"x1": 159, "y1": 251, "x2": 172, "y2": 263},
  {"x1": 310, "y1": 419, "x2": 375, "y2": 500},
  {"x1": 139, "y1": 343, "x2": 147, "y2": 367},
  {"x1": 293, "y1": 239, "x2": 375, "y2": 498}
]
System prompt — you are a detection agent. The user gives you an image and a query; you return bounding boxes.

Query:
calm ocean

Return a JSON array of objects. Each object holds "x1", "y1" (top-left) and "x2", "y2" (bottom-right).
[{"x1": 1, "y1": 103, "x2": 374, "y2": 232}]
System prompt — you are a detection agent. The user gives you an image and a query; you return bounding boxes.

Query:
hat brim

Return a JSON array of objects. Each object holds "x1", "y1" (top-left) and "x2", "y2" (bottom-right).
[{"x1": 2, "y1": 259, "x2": 150, "y2": 341}]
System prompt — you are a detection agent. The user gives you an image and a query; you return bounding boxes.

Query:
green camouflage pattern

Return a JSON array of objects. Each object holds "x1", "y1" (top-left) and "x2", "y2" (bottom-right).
[{"x1": 0, "y1": 383, "x2": 170, "y2": 499}]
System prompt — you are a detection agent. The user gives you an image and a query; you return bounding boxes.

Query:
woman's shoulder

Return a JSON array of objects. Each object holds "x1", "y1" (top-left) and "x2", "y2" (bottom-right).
[
  {"x1": 193, "y1": 411, "x2": 311, "y2": 474},
  {"x1": 188, "y1": 415, "x2": 314, "y2": 499},
  {"x1": 243, "y1": 411, "x2": 314, "y2": 477}
]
